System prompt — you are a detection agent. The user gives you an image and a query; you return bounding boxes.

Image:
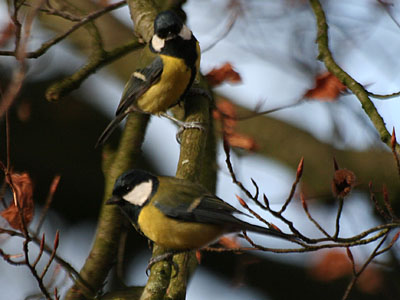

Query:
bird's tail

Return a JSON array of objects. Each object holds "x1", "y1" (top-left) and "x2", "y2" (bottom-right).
[
  {"x1": 237, "y1": 222, "x2": 298, "y2": 242},
  {"x1": 95, "y1": 112, "x2": 128, "y2": 148}
]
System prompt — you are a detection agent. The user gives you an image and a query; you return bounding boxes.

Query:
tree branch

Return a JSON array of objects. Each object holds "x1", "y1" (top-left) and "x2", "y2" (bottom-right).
[{"x1": 308, "y1": 0, "x2": 400, "y2": 156}]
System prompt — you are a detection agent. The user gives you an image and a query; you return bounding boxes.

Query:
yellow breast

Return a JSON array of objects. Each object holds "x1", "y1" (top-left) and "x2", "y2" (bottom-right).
[
  {"x1": 137, "y1": 55, "x2": 192, "y2": 114},
  {"x1": 138, "y1": 204, "x2": 225, "y2": 250}
]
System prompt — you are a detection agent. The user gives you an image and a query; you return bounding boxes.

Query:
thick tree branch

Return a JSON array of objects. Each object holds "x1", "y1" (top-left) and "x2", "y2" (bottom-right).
[{"x1": 65, "y1": 113, "x2": 150, "y2": 300}]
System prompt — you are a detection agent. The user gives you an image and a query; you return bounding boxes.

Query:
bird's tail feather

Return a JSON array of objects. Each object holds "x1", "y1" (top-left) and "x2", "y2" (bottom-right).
[
  {"x1": 238, "y1": 222, "x2": 298, "y2": 242},
  {"x1": 95, "y1": 112, "x2": 128, "y2": 148}
]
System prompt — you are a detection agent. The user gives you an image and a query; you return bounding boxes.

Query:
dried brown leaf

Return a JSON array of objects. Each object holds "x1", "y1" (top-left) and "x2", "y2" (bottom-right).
[
  {"x1": 0, "y1": 21, "x2": 15, "y2": 47},
  {"x1": 225, "y1": 132, "x2": 258, "y2": 151},
  {"x1": 205, "y1": 63, "x2": 242, "y2": 87},
  {"x1": 305, "y1": 72, "x2": 346, "y2": 101},
  {"x1": 1, "y1": 172, "x2": 34, "y2": 230},
  {"x1": 218, "y1": 236, "x2": 241, "y2": 249},
  {"x1": 332, "y1": 169, "x2": 356, "y2": 198},
  {"x1": 310, "y1": 250, "x2": 352, "y2": 281}
]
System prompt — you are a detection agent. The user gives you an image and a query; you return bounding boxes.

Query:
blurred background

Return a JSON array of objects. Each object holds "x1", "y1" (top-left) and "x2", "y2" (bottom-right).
[{"x1": 1, "y1": 0, "x2": 400, "y2": 299}]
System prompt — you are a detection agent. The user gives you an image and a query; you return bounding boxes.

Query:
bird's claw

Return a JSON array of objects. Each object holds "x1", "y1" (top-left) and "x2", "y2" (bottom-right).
[
  {"x1": 145, "y1": 252, "x2": 180, "y2": 277},
  {"x1": 176, "y1": 121, "x2": 204, "y2": 143}
]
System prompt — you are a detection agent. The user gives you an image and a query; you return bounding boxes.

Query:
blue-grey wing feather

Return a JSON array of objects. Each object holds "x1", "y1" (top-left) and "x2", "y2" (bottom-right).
[{"x1": 116, "y1": 57, "x2": 163, "y2": 115}]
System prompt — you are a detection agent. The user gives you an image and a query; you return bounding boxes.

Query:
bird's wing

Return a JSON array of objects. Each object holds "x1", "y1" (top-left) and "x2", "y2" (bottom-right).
[
  {"x1": 153, "y1": 178, "x2": 248, "y2": 227},
  {"x1": 115, "y1": 56, "x2": 163, "y2": 115}
]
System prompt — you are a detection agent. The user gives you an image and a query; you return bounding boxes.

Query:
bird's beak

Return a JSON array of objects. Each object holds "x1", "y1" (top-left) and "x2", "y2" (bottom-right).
[{"x1": 106, "y1": 195, "x2": 122, "y2": 205}]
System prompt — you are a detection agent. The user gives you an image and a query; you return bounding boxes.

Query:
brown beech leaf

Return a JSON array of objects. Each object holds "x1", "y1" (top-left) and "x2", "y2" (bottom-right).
[
  {"x1": 195, "y1": 250, "x2": 202, "y2": 264},
  {"x1": 304, "y1": 72, "x2": 346, "y2": 101},
  {"x1": 205, "y1": 63, "x2": 242, "y2": 87},
  {"x1": 1, "y1": 172, "x2": 34, "y2": 230},
  {"x1": 213, "y1": 99, "x2": 237, "y2": 131},
  {"x1": 357, "y1": 267, "x2": 383, "y2": 294},
  {"x1": 310, "y1": 250, "x2": 352, "y2": 281},
  {"x1": 225, "y1": 132, "x2": 258, "y2": 151},
  {"x1": 214, "y1": 99, "x2": 258, "y2": 151},
  {"x1": 0, "y1": 21, "x2": 15, "y2": 47},
  {"x1": 218, "y1": 236, "x2": 241, "y2": 249},
  {"x1": 332, "y1": 169, "x2": 356, "y2": 198}
]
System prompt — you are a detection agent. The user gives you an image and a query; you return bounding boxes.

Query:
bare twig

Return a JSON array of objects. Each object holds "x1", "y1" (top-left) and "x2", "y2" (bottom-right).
[
  {"x1": 342, "y1": 232, "x2": 390, "y2": 300},
  {"x1": 223, "y1": 137, "x2": 266, "y2": 209},
  {"x1": 202, "y1": 6, "x2": 239, "y2": 53},
  {"x1": 300, "y1": 192, "x2": 331, "y2": 239},
  {"x1": 236, "y1": 195, "x2": 271, "y2": 228},
  {"x1": 369, "y1": 182, "x2": 391, "y2": 221},
  {"x1": 377, "y1": 0, "x2": 400, "y2": 30},
  {"x1": 0, "y1": 248, "x2": 25, "y2": 265},
  {"x1": 0, "y1": 1, "x2": 127, "y2": 59},
  {"x1": 35, "y1": 175, "x2": 61, "y2": 235},
  {"x1": 345, "y1": 247, "x2": 357, "y2": 276},
  {"x1": 333, "y1": 197, "x2": 344, "y2": 239},
  {"x1": 382, "y1": 184, "x2": 397, "y2": 221},
  {"x1": 0, "y1": 0, "x2": 45, "y2": 118},
  {"x1": 391, "y1": 128, "x2": 400, "y2": 179},
  {"x1": 278, "y1": 157, "x2": 304, "y2": 214},
  {"x1": 40, "y1": 231, "x2": 59, "y2": 279},
  {"x1": 368, "y1": 90, "x2": 400, "y2": 100},
  {"x1": 32, "y1": 233, "x2": 46, "y2": 268}
]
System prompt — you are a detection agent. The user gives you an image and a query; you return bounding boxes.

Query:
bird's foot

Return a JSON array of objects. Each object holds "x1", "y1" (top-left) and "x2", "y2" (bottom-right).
[
  {"x1": 160, "y1": 112, "x2": 204, "y2": 143},
  {"x1": 146, "y1": 251, "x2": 180, "y2": 276},
  {"x1": 175, "y1": 121, "x2": 204, "y2": 143}
]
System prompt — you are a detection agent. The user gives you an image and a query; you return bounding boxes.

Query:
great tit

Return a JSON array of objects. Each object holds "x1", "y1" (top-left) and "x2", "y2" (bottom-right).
[
  {"x1": 107, "y1": 169, "x2": 297, "y2": 250},
  {"x1": 96, "y1": 10, "x2": 201, "y2": 147}
]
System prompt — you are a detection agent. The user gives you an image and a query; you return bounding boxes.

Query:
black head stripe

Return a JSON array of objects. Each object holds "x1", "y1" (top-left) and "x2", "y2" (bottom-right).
[
  {"x1": 154, "y1": 11, "x2": 183, "y2": 38},
  {"x1": 113, "y1": 169, "x2": 159, "y2": 198}
]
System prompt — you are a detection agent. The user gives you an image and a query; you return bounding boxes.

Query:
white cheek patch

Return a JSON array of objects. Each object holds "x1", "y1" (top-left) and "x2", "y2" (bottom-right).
[
  {"x1": 151, "y1": 34, "x2": 165, "y2": 52},
  {"x1": 133, "y1": 71, "x2": 146, "y2": 81},
  {"x1": 179, "y1": 25, "x2": 192, "y2": 40},
  {"x1": 123, "y1": 180, "x2": 153, "y2": 206}
]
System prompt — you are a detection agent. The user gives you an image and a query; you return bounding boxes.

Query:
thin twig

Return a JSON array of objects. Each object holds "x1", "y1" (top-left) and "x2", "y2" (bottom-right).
[
  {"x1": 278, "y1": 157, "x2": 304, "y2": 214},
  {"x1": 35, "y1": 175, "x2": 61, "y2": 235},
  {"x1": 236, "y1": 195, "x2": 271, "y2": 228},
  {"x1": 369, "y1": 182, "x2": 390, "y2": 221},
  {"x1": 391, "y1": 128, "x2": 400, "y2": 179},
  {"x1": 40, "y1": 231, "x2": 59, "y2": 279},
  {"x1": 345, "y1": 247, "x2": 357, "y2": 276},
  {"x1": 377, "y1": 0, "x2": 400, "y2": 30},
  {"x1": 300, "y1": 193, "x2": 331, "y2": 239},
  {"x1": 382, "y1": 184, "x2": 397, "y2": 221},
  {"x1": 0, "y1": 1, "x2": 127, "y2": 59},
  {"x1": 0, "y1": 227, "x2": 96, "y2": 294},
  {"x1": 0, "y1": 0, "x2": 45, "y2": 118},
  {"x1": 223, "y1": 137, "x2": 266, "y2": 209},
  {"x1": 368, "y1": 90, "x2": 400, "y2": 100},
  {"x1": 342, "y1": 232, "x2": 390, "y2": 300},
  {"x1": 202, "y1": 7, "x2": 239, "y2": 53},
  {"x1": 6, "y1": 112, "x2": 11, "y2": 172},
  {"x1": 333, "y1": 197, "x2": 344, "y2": 239},
  {"x1": 32, "y1": 233, "x2": 46, "y2": 268},
  {"x1": 0, "y1": 248, "x2": 25, "y2": 265}
]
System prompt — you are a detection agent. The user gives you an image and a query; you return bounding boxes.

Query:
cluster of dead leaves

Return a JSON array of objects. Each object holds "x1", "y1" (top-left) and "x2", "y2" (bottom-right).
[
  {"x1": 205, "y1": 63, "x2": 242, "y2": 87},
  {"x1": 1, "y1": 172, "x2": 34, "y2": 231},
  {"x1": 213, "y1": 99, "x2": 258, "y2": 151},
  {"x1": 304, "y1": 72, "x2": 347, "y2": 102},
  {"x1": 205, "y1": 63, "x2": 257, "y2": 150},
  {"x1": 310, "y1": 250, "x2": 384, "y2": 294},
  {"x1": 0, "y1": 21, "x2": 15, "y2": 47}
]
